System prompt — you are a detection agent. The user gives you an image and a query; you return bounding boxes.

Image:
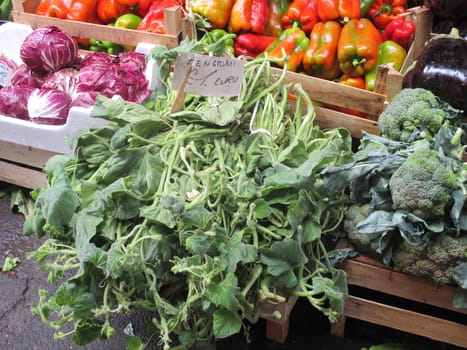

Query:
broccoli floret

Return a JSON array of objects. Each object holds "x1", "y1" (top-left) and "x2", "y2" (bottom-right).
[
  {"x1": 343, "y1": 204, "x2": 386, "y2": 257},
  {"x1": 392, "y1": 233, "x2": 467, "y2": 285},
  {"x1": 378, "y1": 88, "x2": 455, "y2": 142},
  {"x1": 389, "y1": 147, "x2": 459, "y2": 220}
]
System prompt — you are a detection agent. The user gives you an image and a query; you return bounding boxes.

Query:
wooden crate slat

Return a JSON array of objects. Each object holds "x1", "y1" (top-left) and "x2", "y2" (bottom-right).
[
  {"x1": 314, "y1": 106, "x2": 380, "y2": 138},
  {"x1": 0, "y1": 140, "x2": 56, "y2": 168},
  {"x1": 342, "y1": 259, "x2": 465, "y2": 314},
  {"x1": 0, "y1": 160, "x2": 46, "y2": 189},
  {"x1": 344, "y1": 296, "x2": 467, "y2": 348}
]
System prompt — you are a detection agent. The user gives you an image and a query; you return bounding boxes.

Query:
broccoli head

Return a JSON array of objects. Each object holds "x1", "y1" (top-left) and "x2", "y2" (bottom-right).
[
  {"x1": 378, "y1": 88, "x2": 456, "y2": 142},
  {"x1": 389, "y1": 147, "x2": 459, "y2": 220},
  {"x1": 343, "y1": 204, "x2": 386, "y2": 257},
  {"x1": 392, "y1": 232, "x2": 467, "y2": 285}
]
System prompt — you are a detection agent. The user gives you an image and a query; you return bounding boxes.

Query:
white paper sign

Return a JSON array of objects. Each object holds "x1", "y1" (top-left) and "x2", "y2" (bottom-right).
[{"x1": 172, "y1": 53, "x2": 245, "y2": 97}]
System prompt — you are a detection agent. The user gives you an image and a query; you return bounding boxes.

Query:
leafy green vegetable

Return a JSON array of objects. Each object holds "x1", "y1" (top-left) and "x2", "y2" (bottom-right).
[
  {"x1": 2, "y1": 256, "x2": 20, "y2": 272},
  {"x1": 26, "y1": 54, "x2": 353, "y2": 349}
]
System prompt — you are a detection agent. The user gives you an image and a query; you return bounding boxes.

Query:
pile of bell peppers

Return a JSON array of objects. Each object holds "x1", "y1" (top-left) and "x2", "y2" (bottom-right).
[
  {"x1": 34, "y1": 0, "x2": 186, "y2": 50},
  {"x1": 190, "y1": 0, "x2": 415, "y2": 91}
]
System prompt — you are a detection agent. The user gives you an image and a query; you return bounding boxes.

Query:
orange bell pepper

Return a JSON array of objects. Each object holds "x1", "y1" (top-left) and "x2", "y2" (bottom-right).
[
  {"x1": 264, "y1": 23, "x2": 310, "y2": 71},
  {"x1": 339, "y1": 74, "x2": 365, "y2": 88},
  {"x1": 367, "y1": 0, "x2": 407, "y2": 29},
  {"x1": 337, "y1": 18, "x2": 381, "y2": 77},
  {"x1": 303, "y1": 20, "x2": 342, "y2": 80},
  {"x1": 317, "y1": 0, "x2": 360, "y2": 23}
]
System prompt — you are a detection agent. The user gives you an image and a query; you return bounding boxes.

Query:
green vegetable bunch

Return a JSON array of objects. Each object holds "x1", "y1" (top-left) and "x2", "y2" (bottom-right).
[
  {"x1": 377, "y1": 88, "x2": 462, "y2": 143},
  {"x1": 322, "y1": 88, "x2": 467, "y2": 292},
  {"x1": 26, "y1": 52, "x2": 354, "y2": 349}
]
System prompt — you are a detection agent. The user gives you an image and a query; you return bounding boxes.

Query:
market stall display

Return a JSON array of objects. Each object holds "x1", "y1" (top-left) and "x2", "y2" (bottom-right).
[{"x1": 0, "y1": 0, "x2": 466, "y2": 349}]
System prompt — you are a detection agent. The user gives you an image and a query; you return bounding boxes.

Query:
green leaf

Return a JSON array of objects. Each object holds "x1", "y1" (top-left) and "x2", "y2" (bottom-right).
[
  {"x1": 186, "y1": 234, "x2": 210, "y2": 255},
  {"x1": 74, "y1": 209, "x2": 104, "y2": 261},
  {"x1": 2, "y1": 256, "x2": 20, "y2": 272},
  {"x1": 196, "y1": 100, "x2": 243, "y2": 126},
  {"x1": 72, "y1": 319, "x2": 103, "y2": 346},
  {"x1": 261, "y1": 238, "x2": 308, "y2": 276},
  {"x1": 107, "y1": 243, "x2": 126, "y2": 278},
  {"x1": 54, "y1": 282, "x2": 97, "y2": 318},
  {"x1": 212, "y1": 309, "x2": 242, "y2": 339},
  {"x1": 301, "y1": 218, "x2": 322, "y2": 243},
  {"x1": 208, "y1": 272, "x2": 239, "y2": 310},
  {"x1": 181, "y1": 206, "x2": 214, "y2": 229},
  {"x1": 287, "y1": 190, "x2": 312, "y2": 230},
  {"x1": 124, "y1": 335, "x2": 146, "y2": 350},
  {"x1": 225, "y1": 231, "x2": 257, "y2": 272},
  {"x1": 253, "y1": 199, "x2": 271, "y2": 219},
  {"x1": 277, "y1": 139, "x2": 308, "y2": 167},
  {"x1": 134, "y1": 151, "x2": 164, "y2": 197},
  {"x1": 36, "y1": 163, "x2": 80, "y2": 227}
]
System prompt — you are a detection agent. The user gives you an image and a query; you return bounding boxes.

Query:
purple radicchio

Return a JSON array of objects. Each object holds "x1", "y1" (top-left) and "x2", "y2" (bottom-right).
[
  {"x1": 20, "y1": 26, "x2": 79, "y2": 73},
  {"x1": 10, "y1": 64, "x2": 45, "y2": 88},
  {"x1": 0, "y1": 86, "x2": 38, "y2": 120},
  {"x1": 28, "y1": 87, "x2": 71, "y2": 125}
]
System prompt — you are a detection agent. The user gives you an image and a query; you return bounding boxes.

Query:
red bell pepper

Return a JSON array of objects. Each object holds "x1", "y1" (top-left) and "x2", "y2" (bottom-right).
[
  {"x1": 228, "y1": 0, "x2": 270, "y2": 34},
  {"x1": 234, "y1": 32, "x2": 277, "y2": 57},
  {"x1": 317, "y1": 0, "x2": 360, "y2": 23},
  {"x1": 137, "y1": 0, "x2": 183, "y2": 33},
  {"x1": 381, "y1": 17, "x2": 415, "y2": 51},
  {"x1": 116, "y1": 0, "x2": 153, "y2": 16},
  {"x1": 96, "y1": 0, "x2": 132, "y2": 23},
  {"x1": 367, "y1": 0, "x2": 408, "y2": 29},
  {"x1": 281, "y1": 0, "x2": 319, "y2": 33},
  {"x1": 36, "y1": 0, "x2": 97, "y2": 22}
]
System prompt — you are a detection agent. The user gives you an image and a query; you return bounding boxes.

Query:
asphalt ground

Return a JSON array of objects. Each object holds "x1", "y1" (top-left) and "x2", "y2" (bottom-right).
[{"x1": 0, "y1": 183, "x2": 465, "y2": 350}]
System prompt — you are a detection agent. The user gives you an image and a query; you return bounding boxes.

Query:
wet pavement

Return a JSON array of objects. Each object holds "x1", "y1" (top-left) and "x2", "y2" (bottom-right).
[{"x1": 0, "y1": 183, "x2": 465, "y2": 350}]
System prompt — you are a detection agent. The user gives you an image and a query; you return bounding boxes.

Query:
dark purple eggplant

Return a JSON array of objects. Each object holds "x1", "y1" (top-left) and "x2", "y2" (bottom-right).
[
  {"x1": 403, "y1": 30, "x2": 467, "y2": 115},
  {"x1": 423, "y1": 0, "x2": 467, "y2": 20}
]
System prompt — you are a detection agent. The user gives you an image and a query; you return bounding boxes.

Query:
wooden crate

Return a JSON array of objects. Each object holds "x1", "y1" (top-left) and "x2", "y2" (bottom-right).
[
  {"x1": 278, "y1": 6, "x2": 433, "y2": 139},
  {"x1": 331, "y1": 240, "x2": 467, "y2": 349},
  {"x1": 11, "y1": 0, "x2": 185, "y2": 48}
]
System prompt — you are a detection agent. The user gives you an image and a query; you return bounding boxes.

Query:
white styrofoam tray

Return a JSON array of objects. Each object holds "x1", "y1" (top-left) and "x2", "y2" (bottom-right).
[{"x1": 0, "y1": 23, "x2": 159, "y2": 154}]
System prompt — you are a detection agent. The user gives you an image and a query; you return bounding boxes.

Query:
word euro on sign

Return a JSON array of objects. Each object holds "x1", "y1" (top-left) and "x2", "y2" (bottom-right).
[{"x1": 173, "y1": 53, "x2": 245, "y2": 97}]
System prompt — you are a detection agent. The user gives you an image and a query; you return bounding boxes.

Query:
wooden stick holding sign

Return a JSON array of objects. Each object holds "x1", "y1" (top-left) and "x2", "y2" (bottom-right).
[{"x1": 170, "y1": 65, "x2": 193, "y2": 113}]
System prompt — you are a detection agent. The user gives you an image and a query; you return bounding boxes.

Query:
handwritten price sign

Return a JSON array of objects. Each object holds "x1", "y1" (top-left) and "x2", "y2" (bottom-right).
[{"x1": 172, "y1": 53, "x2": 245, "y2": 97}]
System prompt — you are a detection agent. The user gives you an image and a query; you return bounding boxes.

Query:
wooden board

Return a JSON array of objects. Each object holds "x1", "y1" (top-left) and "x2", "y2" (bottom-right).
[{"x1": 343, "y1": 296, "x2": 467, "y2": 348}]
